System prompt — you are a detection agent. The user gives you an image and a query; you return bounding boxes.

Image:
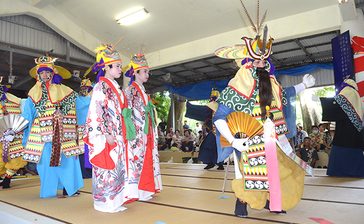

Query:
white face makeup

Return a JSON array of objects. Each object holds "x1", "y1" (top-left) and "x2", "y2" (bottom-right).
[
  {"x1": 135, "y1": 68, "x2": 150, "y2": 84},
  {"x1": 106, "y1": 62, "x2": 122, "y2": 80}
]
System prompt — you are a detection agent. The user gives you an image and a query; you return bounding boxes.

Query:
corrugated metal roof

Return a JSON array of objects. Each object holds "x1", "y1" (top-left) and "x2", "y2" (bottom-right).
[{"x1": 148, "y1": 30, "x2": 338, "y2": 92}]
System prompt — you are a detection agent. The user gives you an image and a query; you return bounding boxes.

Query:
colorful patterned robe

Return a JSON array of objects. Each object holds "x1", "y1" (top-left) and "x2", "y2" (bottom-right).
[
  {"x1": 21, "y1": 82, "x2": 83, "y2": 198},
  {"x1": 214, "y1": 62, "x2": 305, "y2": 211},
  {"x1": 84, "y1": 77, "x2": 135, "y2": 213},
  {"x1": 0, "y1": 92, "x2": 27, "y2": 177},
  {"x1": 124, "y1": 81, "x2": 162, "y2": 201}
]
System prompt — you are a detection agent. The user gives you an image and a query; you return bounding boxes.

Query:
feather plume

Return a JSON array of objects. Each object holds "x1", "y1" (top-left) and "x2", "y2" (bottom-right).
[
  {"x1": 239, "y1": 0, "x2": 257, "y2": 33},
  {"x1": 258, "y1": 10, "x2": 267, "y2": 35},
  {"x1": 257, "y1": 0, "x2": 260, "y2": 32}
]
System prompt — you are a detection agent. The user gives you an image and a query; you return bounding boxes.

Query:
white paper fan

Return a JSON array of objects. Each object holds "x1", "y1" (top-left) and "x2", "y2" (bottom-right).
[{"x1": 0, "y1": 114, "x2": 29, "y2": 134}]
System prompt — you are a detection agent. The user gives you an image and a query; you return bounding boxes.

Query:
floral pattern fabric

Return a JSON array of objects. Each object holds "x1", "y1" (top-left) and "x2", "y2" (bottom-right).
[
  {"x1": 124, "y1": 82, "x2": 162, "y2": 200},
  {"x1": 84, "y1": 77, "x2": 134, "y2": 212}
]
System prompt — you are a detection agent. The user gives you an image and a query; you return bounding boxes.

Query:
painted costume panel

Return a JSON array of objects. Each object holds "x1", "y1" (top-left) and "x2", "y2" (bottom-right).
[
  {"x1": 214, "y1": 63, "x2": 305, "y2": 211},
  {"x1": 0, "y1": 92, "x2": 27, "y2": 178},
  {"x1": 21, "y1": 82, "x2": 83, "y2": 198}
]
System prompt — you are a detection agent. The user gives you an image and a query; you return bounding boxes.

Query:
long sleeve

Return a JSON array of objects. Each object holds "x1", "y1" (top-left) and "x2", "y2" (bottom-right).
[
  {"x1": 84, "y1": 82, "x2": 117, "y2": 170},
  {"x1": 21, "y1": 98, "x2": 37, "y2": 146},
  {"x1": 76, "y1": 95, "x2": 91, "y2": 125},
  {"x1": 282, "y1": 86, "x2": 297, "y2": 139}
]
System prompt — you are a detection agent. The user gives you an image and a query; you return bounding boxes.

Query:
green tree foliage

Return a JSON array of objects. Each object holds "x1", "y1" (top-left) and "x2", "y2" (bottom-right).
[
  {"x1": 313, "y1": 86, "x2": 335, "y2": 98},
  {"x1": 152, "y1": 91, "x2": 171, "y2": 122}
]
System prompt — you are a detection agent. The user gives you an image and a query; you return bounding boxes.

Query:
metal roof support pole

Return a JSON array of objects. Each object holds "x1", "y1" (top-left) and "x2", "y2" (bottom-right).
[
  {"x1": 9, "y1": 50, "x2": 13, "y2": 77},
  {"x1": 171, "y1": 93, "x2": 175, "y2": 132}
]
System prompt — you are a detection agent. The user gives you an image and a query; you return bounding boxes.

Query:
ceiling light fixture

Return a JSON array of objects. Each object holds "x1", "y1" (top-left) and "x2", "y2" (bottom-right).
[
  {"x1": 116, "y1": 8, "x2": 150, "y2": 26},
  {"x1": 338, "y1": 0, "x2": 349, "y2": 4}
]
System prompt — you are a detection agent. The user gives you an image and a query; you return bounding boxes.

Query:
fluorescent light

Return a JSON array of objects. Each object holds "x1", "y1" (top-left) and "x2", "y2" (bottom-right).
[
  {"x1": 338, "y1": 0, "x2": 348, "y2": 3},
  {"x1": 116, "y1": 8, "x2": 150, "y2": 26}
]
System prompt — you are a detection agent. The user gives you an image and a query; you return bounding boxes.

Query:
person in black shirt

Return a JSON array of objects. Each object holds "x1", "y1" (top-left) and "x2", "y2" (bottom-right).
[{"x1": 297, "y1": 137, "x2": 319, "y2": 167}]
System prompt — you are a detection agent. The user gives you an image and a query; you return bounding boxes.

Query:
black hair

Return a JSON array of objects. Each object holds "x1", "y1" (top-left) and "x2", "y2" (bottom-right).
[{"x1": 257, "y1": 67, "x2": 273, "y2": 120}]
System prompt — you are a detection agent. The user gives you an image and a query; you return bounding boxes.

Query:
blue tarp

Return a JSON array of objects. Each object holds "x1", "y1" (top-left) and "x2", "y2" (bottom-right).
[
  {"x1": 167, "y1": 63, "x2": 333, "y2": 100},
  {"x1": 167, "y1": 79, "x2": 229, "y2": 100}
]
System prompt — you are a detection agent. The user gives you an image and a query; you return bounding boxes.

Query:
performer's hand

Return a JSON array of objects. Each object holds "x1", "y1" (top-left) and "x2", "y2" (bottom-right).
[
  {"x1": 4, "y1": 134, "x2": 15, "y2": 142},
  {"x1": 105, "y1": 134, "x2": 115, "y2": 145},
  {"x1": 302, "y1": 74, "x2": 315, "y2": 88},
  {"x1": 232, "y1": 138, "x2": 249, "y2": 152}
]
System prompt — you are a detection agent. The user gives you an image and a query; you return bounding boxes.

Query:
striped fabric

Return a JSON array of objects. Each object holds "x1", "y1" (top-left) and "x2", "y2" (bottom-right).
[
  {"x1": 351, "y1": 36, "x2": 364, "y2": 111},
  {"x1": 23, "y1": 99, "x2": 81, "y2": 163}
]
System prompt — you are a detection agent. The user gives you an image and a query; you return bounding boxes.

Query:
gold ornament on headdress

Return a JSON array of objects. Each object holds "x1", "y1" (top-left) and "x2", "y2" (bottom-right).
[
  {"x1": 95, "y1": 44, "x2": 122, "y2": 66},
  {"x1": 29, "y1": 55, "x2": 71, "y2": 79},
  {"x1": 80, "y1": 78, "x2": 92, "y2": 88},
  {"x1": 127, "y1": 53, "x2": 149, "y2": 71},
  {"x1": 215, "y1": 0, "x2": 273, "y2": 61}
]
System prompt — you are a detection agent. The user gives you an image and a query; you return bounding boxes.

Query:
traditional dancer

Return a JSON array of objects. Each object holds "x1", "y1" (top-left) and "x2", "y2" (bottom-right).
[
  {"x1": 84, "y1": 44, "x2": 136, "y2": 212},
  {"x1": 214, "y1": 41, "x2": 313, "y2": 217},
  {"x1": 76, "y1": 78, "x2": 93, "y2": 178},
  {"x1": 0, "y1": 78, "x2": 27, "y2": 188},
  {"x1": 212, "y1": 1, "x2": 314, "y2": 217},
  {"x1": 124, "y1": 53, "x2": 162, "y2": 201},
  {"x1": 321, "y1": 79, "x2": 364, "y2": 177},
  {"x1": 198, "y1": 89, "x2": 224, "y2": 170},
  {"x1": 21, "y1": 55, "x2": 83, "y2": 198}
]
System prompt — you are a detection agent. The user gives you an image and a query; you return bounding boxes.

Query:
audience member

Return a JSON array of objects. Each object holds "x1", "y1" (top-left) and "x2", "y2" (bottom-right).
[
  {"x1": 297, "y1": 137, "x2": 319, "y2": 167},
  {"x1": 183, "y1": 120, "x2": 190, "y2": 130},
  {"x1": 181, "y1": 129, "x2": 195, "y2": 152},
  {"x1": 294, "y1": 124, "x2": 308, "y2": 150}
]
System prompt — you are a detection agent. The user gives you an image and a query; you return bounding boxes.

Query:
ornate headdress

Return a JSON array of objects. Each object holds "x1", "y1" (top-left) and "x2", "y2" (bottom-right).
[
  {"x1": 92, "y1": 44, "x2": 122, "y2": 82},
  {"x1": 124, "y1": 53, "x2": 150, "y2": 85},
  {"x1": 0, "y1": 76, "x2": 9, "y2": 102},
  {"x1": 79, "y1": 78, "x2": 93, "y2": 96},
  {"x1": 29, "y1": 55, "x2": 71, "y2": 83},
  {"x1": 214, "y1": 0, "x2": 274, "y2": 72}
]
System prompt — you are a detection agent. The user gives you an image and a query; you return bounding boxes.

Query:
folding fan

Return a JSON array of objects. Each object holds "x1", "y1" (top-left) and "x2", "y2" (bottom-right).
[
  {"x1": 220, "y1": 111, "x2": 263, "y2": 147},
  {"x1": 0, "y1": 114, "x2": 29, "y2": 135}
]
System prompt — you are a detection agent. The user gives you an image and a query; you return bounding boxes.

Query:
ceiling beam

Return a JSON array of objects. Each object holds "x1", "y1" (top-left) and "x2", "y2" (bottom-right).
[
  {"x1": 179, "y1": 64, "x2": 212, "y2": 80},
  {"x1": 295, "y1": 39, "x2": 315, "y2": 62},
  {"x1": 157, "y1": 68, "x2": 188, "y2": 83},
  {"x1": 0, "y1": 42, "x2": 93, "y2": 67},
  {"x1": 274, "y1": 41, "x2": 332, "y2": 55},
  {"x1": 203, "y1": 60, "x2": 226, "y2": 71}
]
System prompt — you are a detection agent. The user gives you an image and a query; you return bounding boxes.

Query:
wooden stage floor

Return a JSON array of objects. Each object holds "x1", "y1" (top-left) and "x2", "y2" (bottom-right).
[{"x1": 1, "y1": 163, "x2": 364, "y2": 224}]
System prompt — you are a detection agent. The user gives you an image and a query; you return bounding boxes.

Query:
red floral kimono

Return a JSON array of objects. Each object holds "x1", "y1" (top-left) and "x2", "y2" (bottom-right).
[{"x1": 124, "y1": 81, "x2": 162, "y2": 201}]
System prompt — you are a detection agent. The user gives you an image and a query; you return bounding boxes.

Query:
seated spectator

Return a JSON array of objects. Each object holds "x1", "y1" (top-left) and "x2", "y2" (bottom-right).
[
  {"x1": 194, "y1": 122, "x2": 202, "y2": 135},
  {"x1": 294, "y1": 124, "x2": 308, "y2": 150},
  {"x1": 195, "y1": 130, "x2": 204, "y2": 151},
  {"x1": 319, "y1": 123, "x2": 332, "y2": 153},
  {"x1": 158, "y1": 120, "x2": 167, "y2": 135},
  {"x1": 309, "y1": 125, "x2": 322, "y2": 150},
  {"x1": 172, "y1": 130, "x2": 182, "y2": 149},
  {"x1": 297, "y1": 137, "x2": 319, "y2": 167},
  {"x1": 183, "y1": 120, "x2": 190, "y2": 131},
  {"x1": 181, "y1": 129, "x2": 195, "y2": 152},
  {"x1": 166, "y1": 128, "x2": 174, "y2": 148},
  {"x1": 157, "y1": 127, "x2": 168, "y2": 151}
]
